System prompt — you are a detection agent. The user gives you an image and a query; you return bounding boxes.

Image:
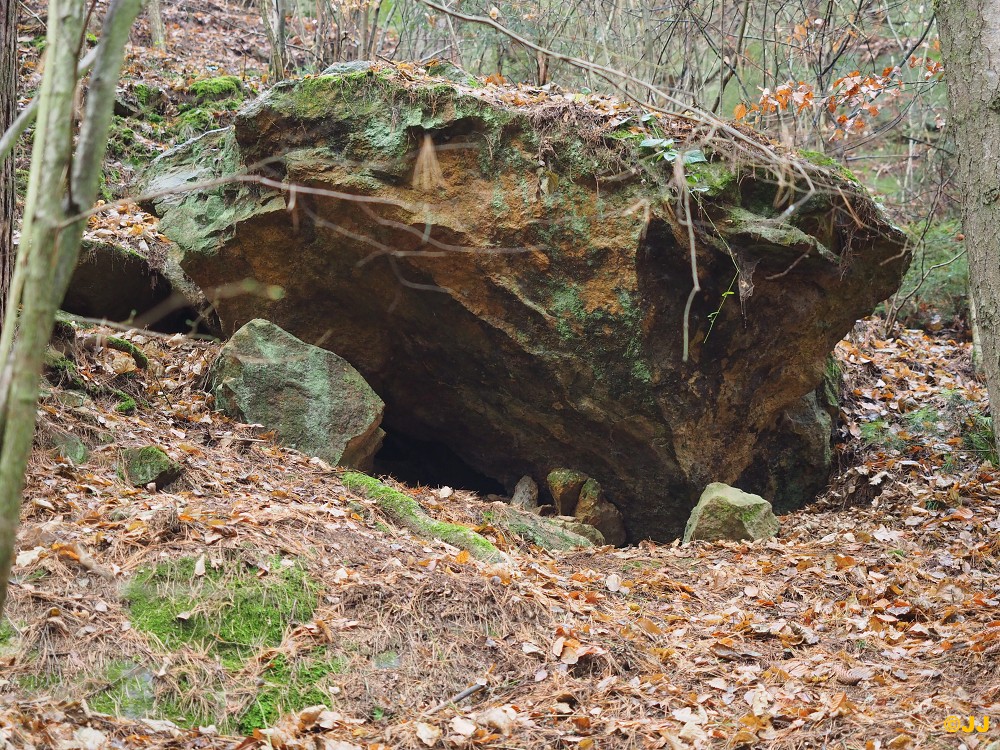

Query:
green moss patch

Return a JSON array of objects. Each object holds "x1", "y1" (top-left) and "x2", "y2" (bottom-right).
[
  {"x1": 112, "y1": 557, "x2": 331, "y2": 732},
  {"x1": 239, "y1": 651, "x2": 347, "y2": 733},
  {"x1": 342, "y1": 472, "x2": 505, "y2": 562},
  {"x1": 189, "y1": 75, "x2": 245, "y2": 104},
  {"x1": 88, "y1": 661, "x2": 157, "y2": 719},
  {"x1": 124, "y1": 556, "x2": 318, "y2": 670},
  {"x1": 0, "y1": 620, "x2": 16, "y2": 651}
]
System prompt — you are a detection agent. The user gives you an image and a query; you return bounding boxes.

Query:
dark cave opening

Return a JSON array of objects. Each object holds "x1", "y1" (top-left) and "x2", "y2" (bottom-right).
[{"x1": 372, "y1": 430, "x2": 507, "y2": 497}]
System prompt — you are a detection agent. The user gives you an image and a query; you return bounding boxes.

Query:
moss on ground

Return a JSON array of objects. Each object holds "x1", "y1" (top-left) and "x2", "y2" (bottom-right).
[
  {"x1": 239, "y1": 651, "x2": 347, "y2": 733},
  {"x1": 114, "y1": 391, "x2": 138, "y2": 414},
  {"x1": 18, "y1": 671, "x2": 61, "y2": 693},
  {"x1": 342, "y1": 472, "x2": 504, "y2": 562},
  {"x1": 0, "y1": 620, "x2": 16, "y2": 649},
  {"x1": 124, "y1": 556, "x2": 317, "y2": 669},
  {"x1": 133, "y1": 83, "x2": 158, "y2": 107},
  {"x1": 111, "y1": 557, "x2": 333, "y2": 732},
  {"x1": 88, "y1": 661, "x2": 157, "y2": 719}
]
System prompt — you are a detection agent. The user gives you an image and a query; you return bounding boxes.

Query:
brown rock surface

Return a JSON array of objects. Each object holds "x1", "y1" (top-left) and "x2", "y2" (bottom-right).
[{"x1": 145, "y1": 65, "x2": 909, "y2": 540}]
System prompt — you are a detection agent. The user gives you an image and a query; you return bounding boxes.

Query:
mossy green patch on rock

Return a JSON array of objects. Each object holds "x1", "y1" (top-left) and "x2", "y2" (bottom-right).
[
  {"x1": 683, "y1": 483, "x2": 779, "y2": 542},
  {"x1": 798, "y1": 149, "x2": 860, "y2": 184},
  {"x1": 121, "y1": 446, "x2": 182, "y2": 489},
  {"x1": 124, "y1": 556, "x2": 318, "y2": 670},
  {"x1": 104, "y1": 336, "x2": 150, "y2": 369},
  {"x1": 546, "y1": 468, "x2": 589, "y2": 515},
  {"x1": 685, "y1": 160, "x2": 738, "y2": 197},
  {"x1": 485, "y1": 503, "x2": 598, "y2": 550},
  {"x1": 343, "y1": 472, "x2": 505, "y2": 562},
  {"x1": 114, "y1": 391, "x2": 138, "y2": 414},
  {"x1": 189, "y1": 75, "x2": 245, "y2": 103}
]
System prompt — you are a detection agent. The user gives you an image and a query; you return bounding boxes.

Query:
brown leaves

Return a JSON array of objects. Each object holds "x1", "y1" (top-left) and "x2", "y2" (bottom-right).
[{"x1": 253, "y1": 705, "x2": 366, "y2": 749}]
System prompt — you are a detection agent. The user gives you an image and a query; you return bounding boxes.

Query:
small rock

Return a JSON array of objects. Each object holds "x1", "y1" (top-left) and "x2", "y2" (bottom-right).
[
  {"x1": 546, "y1": 468, "x2": 589, "y2": 515},
  {"x1": 48, "y1": 389, "x2": 91, "y2": 409},
  {"x1": 549, "y1": 516, "x2": 605, "y2": 546},
  {"x1": 574, "y1": 478, "x2": 627, "y2": 546},
  {"x1": 321, "y1": 60, "x2": 374, "y2": 76},
  {"x1": 121, "y1": 446, "x2": 182, "y2": 490},
  {"x1": 49, "y1": 431, "x2": 89, "y2": 465},
  {"x1": 683, "y1": 483, "x2": 779, "y2": 543},
  {"x1": 511, "y1": 475, "x2": 539, "y2": 511}
]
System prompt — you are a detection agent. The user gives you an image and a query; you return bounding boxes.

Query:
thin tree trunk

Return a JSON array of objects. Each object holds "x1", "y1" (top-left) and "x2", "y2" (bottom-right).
[
  {"x1": 148, "y1": 0, "x2": 166, "y2": 48},
  {"x1": 0, "y1": 0, "x2": 143, "y2": 616},
  {"x1": 938, "y1": 0, "x2": 1000, "y2": 453},
  {"x1": 259, "y1": 0, "x2": 286, "y2": 80},
  {"x1": 0, "y1": 0, "x2": 16, "y2": 331}
]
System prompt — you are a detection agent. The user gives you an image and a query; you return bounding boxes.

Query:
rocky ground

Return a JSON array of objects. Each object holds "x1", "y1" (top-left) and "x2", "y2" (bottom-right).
[{"x1": 3, "y1": 2, "x2": 1000, "y2": 749}]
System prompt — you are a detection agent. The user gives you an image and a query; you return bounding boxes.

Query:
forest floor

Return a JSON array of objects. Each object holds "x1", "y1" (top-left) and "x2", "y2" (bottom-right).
[
  {"x1": 4, "y1": 2, "x2": 1000, "y2": 749},
  {"x1": 3, "y1": 318, "x2": 1000, "y2": 750}
]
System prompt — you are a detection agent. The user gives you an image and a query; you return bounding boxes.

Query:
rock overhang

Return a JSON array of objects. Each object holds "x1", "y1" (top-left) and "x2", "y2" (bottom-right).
[{"x1": 144, "y1": 62, "x2": 909, "y2": 541}]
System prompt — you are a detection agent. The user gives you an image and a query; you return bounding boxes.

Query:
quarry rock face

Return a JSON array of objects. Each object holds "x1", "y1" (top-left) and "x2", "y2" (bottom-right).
[{"x1": 146, "y1": 64, "x2": 909, "y2": 540}]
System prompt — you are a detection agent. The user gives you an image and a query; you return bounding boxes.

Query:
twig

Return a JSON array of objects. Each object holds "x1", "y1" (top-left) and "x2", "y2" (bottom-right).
[{"x1": 424, "y1": 679, "x2": 488, "y2": 715}]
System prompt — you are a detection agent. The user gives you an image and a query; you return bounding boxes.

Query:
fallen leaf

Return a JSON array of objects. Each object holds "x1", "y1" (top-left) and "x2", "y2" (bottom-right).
[
  {"x1": 449, "y1": 717, "x2": 477, "y2": 738},
  {"x1": 415, "y1": 722, "x2": 441, "y2": 747}
]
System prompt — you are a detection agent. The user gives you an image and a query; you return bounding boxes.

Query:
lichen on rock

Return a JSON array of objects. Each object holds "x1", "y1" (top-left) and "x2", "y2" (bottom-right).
[
  {"x1": 207, "y1": 319, "x2": 385, "y2": 471},
  {"x1": 683, "y1": 483, "x2": 780, "y2": 542}
]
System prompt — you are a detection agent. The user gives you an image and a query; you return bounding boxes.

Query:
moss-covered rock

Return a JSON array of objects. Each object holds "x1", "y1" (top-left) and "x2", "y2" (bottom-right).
[
  {"x1": 546, "y1": 468, "x2": 589, "y2": 515},
  {"x1": 188, "y1": 75, "x2": 245, "y2": 104},
  {"x1": 683, "y1": 483, "x2": 779, "y2": 542},
  {"x1": 121, "y1": 446, "x2": 182, "y2": 489},
  {"x1": 342, "y1": 472, "x2": 506, "y2": 562},
  {"x1": 486, "y1": 503, "x2": 600, "y2": 549},
  {"x1": 146, "y1": 65, "x2": 910, "y2": 541},
  {"x1": 49, "y1": 431, "x2": 89, "y2": 465},
  {"x1": 574, "y1": 479, "x2": 627, "y2": 546},
  {"x1": 208, "y1": 319, "x2": 385, "y2": 470}
]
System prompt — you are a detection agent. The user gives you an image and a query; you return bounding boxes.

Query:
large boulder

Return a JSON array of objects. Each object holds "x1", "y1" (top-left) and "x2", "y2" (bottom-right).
[
  {"x1": 208, "y1": 319, "x2": 385, "y2": 470},
  {"x1": 145, "y1": 64, "x2": 908, "y2": 540}
]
